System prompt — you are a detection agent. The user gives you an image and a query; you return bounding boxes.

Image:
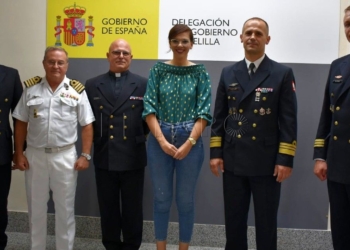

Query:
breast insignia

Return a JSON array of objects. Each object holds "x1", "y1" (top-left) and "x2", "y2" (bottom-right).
[
  {"x1": 69, "y1": 80, "x2": 85, "y2": 94},
  {"x1": 24, "y1": 76, "x2": 42, "y2": 88}
]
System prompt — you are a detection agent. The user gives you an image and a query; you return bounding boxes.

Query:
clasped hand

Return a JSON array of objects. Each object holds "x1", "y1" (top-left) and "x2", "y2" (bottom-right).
[{"x1": 159, "y1": 139, "x2": 192, "y2": 160}]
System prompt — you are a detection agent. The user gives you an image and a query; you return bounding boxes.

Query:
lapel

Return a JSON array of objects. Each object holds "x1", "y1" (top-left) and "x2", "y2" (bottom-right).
[
  {"x1": 112, "y1": 73, "x2": 138, "y2": 113},
  {"x1": 232, "y1": 60, "x2": 250, "y2": 93},
  {"x1": 97, "y1": 73, "x2": 117, "y2": 106},
  {"x1": 0, "y1": 67, "x2": 6, "y2": 84},
  {"x1": 239, "y1": 56, "x2": 271, "y2": 103},
  {"x1": 335, "y1": 56, "x2": 350, "y2": 102}
]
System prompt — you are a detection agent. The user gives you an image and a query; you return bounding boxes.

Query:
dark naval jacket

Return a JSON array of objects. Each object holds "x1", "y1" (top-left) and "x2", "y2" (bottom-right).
[
  {"x1": 314, "y1": 54, "x2": 350, "y2": 184},
  {"x1": 85, "y1": 71, "x2": 148, "y2": 171},
  {"x1": 210, "y1": 56, "x2": 297, "y2": 176},
  {"x1": 0, "y1": 65, "x2": 22, "y2": 165}
]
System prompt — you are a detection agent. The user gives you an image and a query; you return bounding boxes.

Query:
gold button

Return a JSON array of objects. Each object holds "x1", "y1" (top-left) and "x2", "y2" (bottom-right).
[
  {"x1": 336, "y1": 106, "x2": 340, "y2": 111},
  {"x1": 349, "y1": 139, "x2": 350, "y2": 143},
  {"x1": 124, "y1": 125, "x2": 127, "y2": 129},
  {"x1": 262, "y1": 97, "x2": 267, "y2": 101},
  {"x1": 124, "y1": 115, "x2": 127, "y2": 119},
  {"x1": 110, "y1": 125, "x2": 113, "y2": 129},
  {"x1": 252, "y1": 123, "x2": 257, "y2": 128},
  {"x1": 254, "y1": 109, "x2": 258, "y2": 114},
  {"x1": 232, "y1": 97, "x2": 236, "y2": 101},
  {"x1": 4, "y1": 98, "x2": 8, "y2": 102},
  {"x1": 331, "y1": 93, "x2": 334, "y2": 97},
  {"x1": 238, "y1": 122, "x2": 242, "y2": 126},
  {"x1": 239, "y1": 109, "x2": 243, "y2": 113},
  {"x1": 124, "y1": 136, "x2": 127, "y2": 140},
  {"x1": 333, "y1": 136, "x2": 337, "y2": 140},
  {"x1": 110, "y1": 115, "x2": 114, "y2": 118},
  {"x1": 237, "y1": 134, "x2": 241, "y2": 139},
  {"x1": 110, "y1": 135, "x2": 114, "y2": 139},
  {"x1": 132, "y1": 105, "x2": 135, "y2": 108},
  {"x1": 252, "y1": 136, "x2": 256, "y2": 140},
  {"x1": 99, "y1": 106, "x2": 103, "y2": 109},
  {"x1": 228, "y1": 96, "x2": 231, "y2": 100},
  {"x1": 334, "y1": 121, "x2": 338, "y2": 126},
  {"x1": 0, "y1": 109, "x2": 2, "y2": 113}
]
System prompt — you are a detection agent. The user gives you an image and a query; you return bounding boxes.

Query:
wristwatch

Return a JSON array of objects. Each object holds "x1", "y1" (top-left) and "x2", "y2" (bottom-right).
[
  {"x1": 81, "y1": 153, "x2": 91, "y2": 161},
  {"x1": 188, "y1": 137, "x2": 196, "y2": 146}
]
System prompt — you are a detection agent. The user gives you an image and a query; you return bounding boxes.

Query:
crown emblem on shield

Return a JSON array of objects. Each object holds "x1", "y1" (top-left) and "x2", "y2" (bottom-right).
[{"x1": 54, "y1": 2, "x2": 95, "y2": 47}]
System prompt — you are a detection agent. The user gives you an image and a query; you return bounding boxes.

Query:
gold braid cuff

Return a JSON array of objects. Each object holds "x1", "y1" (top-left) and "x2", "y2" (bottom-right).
[
  {"x1": 314, "y1": 139, "x2": 325, "y2": 148},
  {"x1": 210, "y1": 136, "x2": 222, "y2": 148},
  {"x1": 279, "y1": 140, "x2": 297, "y2": 156}
]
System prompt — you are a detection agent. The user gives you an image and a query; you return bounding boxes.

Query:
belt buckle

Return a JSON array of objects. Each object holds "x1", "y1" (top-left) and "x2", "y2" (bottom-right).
[{"x1": 45, "y1": 148, "x2": 53, "y2": 153}]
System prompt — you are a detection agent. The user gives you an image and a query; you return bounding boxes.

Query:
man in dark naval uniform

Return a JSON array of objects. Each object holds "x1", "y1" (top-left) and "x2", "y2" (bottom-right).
[
  {"x1": 85, "y1": 39, "x2": 148, "y2": 250},
  {"x1": 314, "y1": 6, "x2": 350, "y2": 250},
  {"x1": 210, "y1": 17, "x2": 297, "y2": 250},
  {"x1": 0, "y1": 65, "x2": 22, "y2": 250}
]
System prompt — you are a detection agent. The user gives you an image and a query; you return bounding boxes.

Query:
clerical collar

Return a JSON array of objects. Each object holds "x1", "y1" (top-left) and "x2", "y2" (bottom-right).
[{"x1": 108, "y1": 70, "x2": 129, "y2": 78}]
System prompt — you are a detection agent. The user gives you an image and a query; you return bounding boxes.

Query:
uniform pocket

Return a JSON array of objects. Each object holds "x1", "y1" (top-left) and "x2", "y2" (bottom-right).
[
  {"x1": 60, "y1": 98, "x2": 78, "y2": 119},
  {"x1": 27, "y1": 97, "x2": 45, "y2": 121}
]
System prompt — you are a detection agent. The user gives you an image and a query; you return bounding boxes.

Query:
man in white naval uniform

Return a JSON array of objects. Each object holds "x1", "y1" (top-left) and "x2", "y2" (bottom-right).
[{"x1": 12, "y1": 47, "x2": 95, "y2": 250}]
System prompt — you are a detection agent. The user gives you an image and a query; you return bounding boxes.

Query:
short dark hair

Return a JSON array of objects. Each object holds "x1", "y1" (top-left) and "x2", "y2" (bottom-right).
[
  {"x1": 242, "y1": 17, "x2": 269, "y2": 34},
  {"x1": 168, "y1": 24, "x2": 194, "y2": 43},
  {"x1": 345, "y1": 5, "x2": 350, "y2": 13},
  {"x1": 43, "y1": 46, "x2": 69, "y2": 62}
]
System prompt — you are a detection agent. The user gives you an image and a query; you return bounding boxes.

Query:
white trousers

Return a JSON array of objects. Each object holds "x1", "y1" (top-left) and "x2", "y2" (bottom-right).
[{"x1": 25, "y1": 146, "x2": 78, "y2": 250}]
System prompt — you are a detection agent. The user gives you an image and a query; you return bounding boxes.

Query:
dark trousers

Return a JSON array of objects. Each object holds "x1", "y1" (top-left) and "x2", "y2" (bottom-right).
[
  {"x1": 223, "y1": 170, "x2": 281, "y2": 250},
  {"x1": 0, "y1": 163, "x2": 11, "y2": 250},
  {"x1": 328, "y1": 179, "x2": 350, "y2": 250},
  {"x1": 95, "y1": 167, "x2": 144, "y2": 250}
]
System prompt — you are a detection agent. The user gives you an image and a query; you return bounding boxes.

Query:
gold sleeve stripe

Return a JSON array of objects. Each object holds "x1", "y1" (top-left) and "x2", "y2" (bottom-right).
[
  {"x1": 279, "y1": 142, "x2": 297, "y2": 156},
  {"x1": 24, "y1": 76, "x2": 42, "y2": 88},
  {"x1": 279, "y1": 148, "x2": 296, "y2": 156},
  {"x1": 210, "y1": 136, "x2": 222, "y2": 148},
  {"x1": 279, "y1": 142, "x2": 297, "y2": 149},
  {"x1": 70, "y1": 80, "x2": 85, "y2": 94},
  {"x1": 314, "y1": 139, "x2": 325, "y2": 147}
]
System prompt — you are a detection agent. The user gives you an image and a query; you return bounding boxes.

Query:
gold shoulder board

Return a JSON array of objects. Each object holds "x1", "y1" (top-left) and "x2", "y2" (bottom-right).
[
  {"x1": 24, "y1": 76, "x2": 42, "y2": 88},
  {"x1": 69, "y1": 80, "x2": 85, "y2": 94}
]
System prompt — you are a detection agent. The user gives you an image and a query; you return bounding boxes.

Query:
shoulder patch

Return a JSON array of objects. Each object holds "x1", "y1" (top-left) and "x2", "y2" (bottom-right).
[
  {"x1": 69, "y1": 80, "x2": 85, "y2": 94},
  {"x1": 24, "y1": 76, "x2": 42, "y2": 88}
]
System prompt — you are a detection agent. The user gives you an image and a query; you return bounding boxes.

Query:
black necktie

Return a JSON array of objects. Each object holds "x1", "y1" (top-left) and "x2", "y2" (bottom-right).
[{"x1": 249, "y1": 63, "x2": 255, "y2": 79}]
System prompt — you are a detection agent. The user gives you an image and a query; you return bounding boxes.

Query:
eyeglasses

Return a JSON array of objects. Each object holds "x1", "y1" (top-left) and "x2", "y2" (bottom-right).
[
  {"x1": 46, "y1": 60, "x2": 67, "y2": 67},
  {"x1": 111, "y1": 50, "x2": 131, "y2": 57},
  {"x1": 170, "y1": 39, "x2": 191, "y2": 46}
]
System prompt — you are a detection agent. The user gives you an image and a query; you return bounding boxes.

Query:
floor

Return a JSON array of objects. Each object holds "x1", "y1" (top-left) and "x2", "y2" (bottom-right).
[
  {"x1": 5, "y1": 232, "x2": 226, "y2": 250},
  {"x1": 6, "y1": 212, "x2": 334, "y2": 249}
]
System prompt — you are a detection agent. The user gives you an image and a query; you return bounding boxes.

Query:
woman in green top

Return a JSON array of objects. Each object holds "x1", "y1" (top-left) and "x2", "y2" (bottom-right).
[{"x1": 143, "y1": 24, "x2": 212, "y2": 250}]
